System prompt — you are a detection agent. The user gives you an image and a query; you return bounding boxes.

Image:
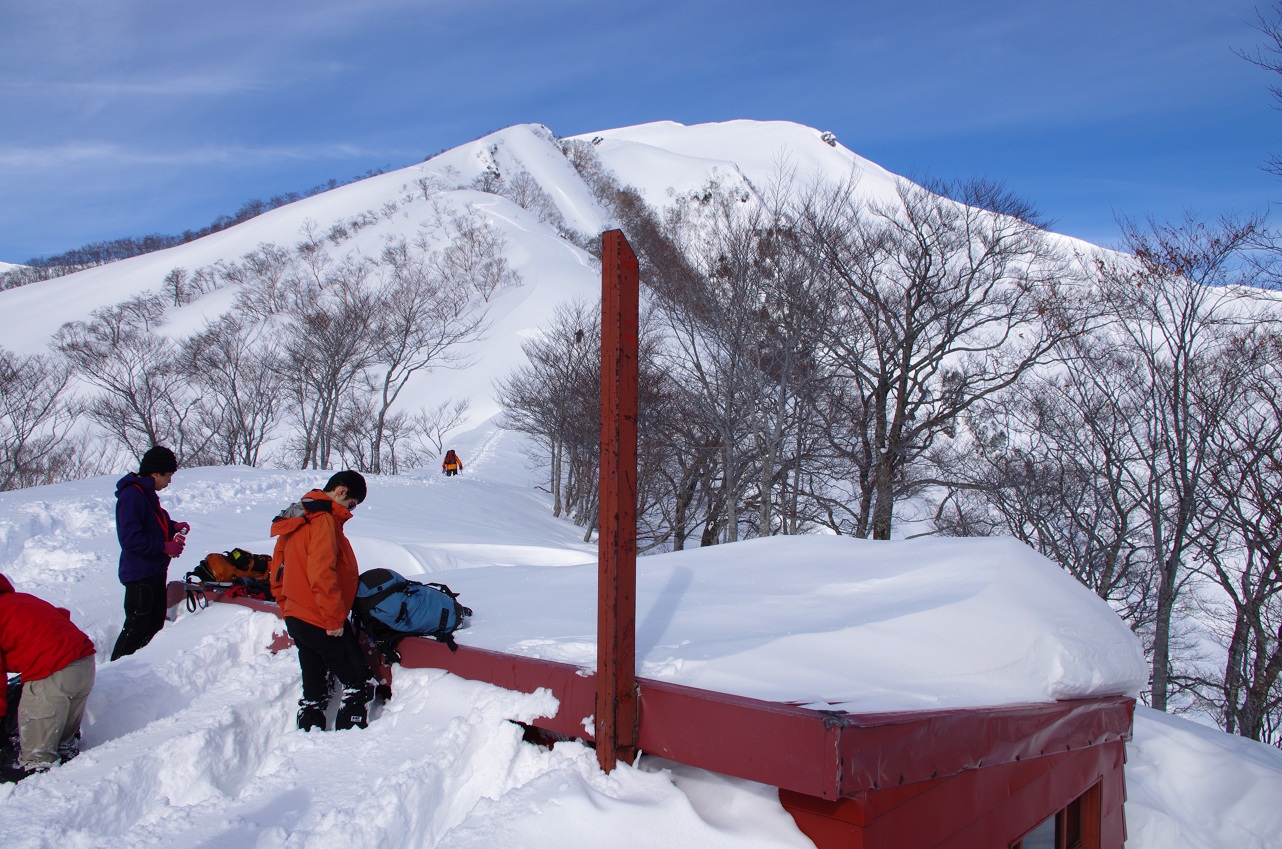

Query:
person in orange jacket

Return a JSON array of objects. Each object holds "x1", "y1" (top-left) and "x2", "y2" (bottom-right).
[
  {"x1": 442, "y1": 449, "x2": 463, "y2": 477},
  {"x1": 269, "y1": 470, "x2": 373, "y2": 732},
  {"x1": 0, "y1": 574, "x2": 96, "y2": 781}
]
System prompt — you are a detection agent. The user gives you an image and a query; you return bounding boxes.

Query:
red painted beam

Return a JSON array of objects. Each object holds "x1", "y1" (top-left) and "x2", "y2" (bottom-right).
[
  {"x1": 179, "y1": 585, "x2": 1133, "y2": 847},
  {"x1": 597, "y1": 228, "x2": 640, "y2": 772},
  {"x1": 183, "y1": 582, "x2": 1132, "y2": 803}
]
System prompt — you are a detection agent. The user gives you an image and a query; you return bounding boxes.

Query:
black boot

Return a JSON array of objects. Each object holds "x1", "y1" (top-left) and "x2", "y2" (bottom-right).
[
  {"x1": 0, "y1": 759, "x2": 49, "y2": 783},
  {"x1": 57, "y1": 731, "x2": 81, "y2": 764},
  {"x1": 296, "y1": 699, "x2": 326, "y2": 732},
  {"x1": 334, "y1": 684, "x2": 372, "y2": 731}
]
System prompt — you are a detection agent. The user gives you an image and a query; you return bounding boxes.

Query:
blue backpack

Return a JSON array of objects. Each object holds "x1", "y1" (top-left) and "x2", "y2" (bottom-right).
[{"x1": 352, "y1": 568, "x2": 471, "y2": 659}]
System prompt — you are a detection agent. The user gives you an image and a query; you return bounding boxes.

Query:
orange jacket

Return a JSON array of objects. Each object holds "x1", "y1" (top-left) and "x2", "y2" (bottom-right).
[{"x1": 269, "y1": 490, "x2": 358, "y2": 631}]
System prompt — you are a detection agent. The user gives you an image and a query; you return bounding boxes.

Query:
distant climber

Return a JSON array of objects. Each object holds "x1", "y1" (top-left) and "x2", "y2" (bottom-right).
[{"x1": 442, "y1": 449, "x2": 463, "y2": 477}]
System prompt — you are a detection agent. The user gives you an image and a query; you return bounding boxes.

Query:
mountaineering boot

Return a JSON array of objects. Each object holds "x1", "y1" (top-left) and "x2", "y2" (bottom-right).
[
  {"x1": 334, "y1": 683, "x2": 373, "y2": 731},
  {"x1": 296, "y1": 699, "x2": 326, "y2": 732},
  {"x1": 0, "y1": 759, "x2": 49, "y2": 783},
  {"x1": 57, "y1": 732, "x2": 81, "y2": 764}
]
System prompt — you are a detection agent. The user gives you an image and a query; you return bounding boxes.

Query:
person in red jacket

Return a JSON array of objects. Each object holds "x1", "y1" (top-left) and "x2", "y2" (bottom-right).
[
  {"x1": 0, "y1": 574, "x2": 96, "y2": 781},
  {"x1": 269, "y1": 470, "x2": 373, "y2": 732}
]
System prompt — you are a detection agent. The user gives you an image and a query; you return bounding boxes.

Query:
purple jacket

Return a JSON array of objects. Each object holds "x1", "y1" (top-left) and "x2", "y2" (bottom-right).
[{"x1": 115, "y1": 473, "x2": 175, "y2": 584}]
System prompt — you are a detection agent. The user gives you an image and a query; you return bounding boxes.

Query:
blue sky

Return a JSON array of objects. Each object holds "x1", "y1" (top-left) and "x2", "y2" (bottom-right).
[{"x1": 1, "y1": 0, "x2": 1277, "y2": 263}]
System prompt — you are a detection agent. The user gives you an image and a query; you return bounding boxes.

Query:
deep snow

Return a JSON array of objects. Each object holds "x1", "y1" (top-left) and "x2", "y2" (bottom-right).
[
  {"x1": 1, "y1": 119, "x2": 1279, "y2": 847},
  {"x1": 0, "y1": 425, "x2": 1279, "y2": 848}
]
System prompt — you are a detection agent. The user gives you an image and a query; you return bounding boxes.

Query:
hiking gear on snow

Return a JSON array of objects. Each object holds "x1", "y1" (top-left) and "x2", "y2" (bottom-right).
[
  {"x1": 352, "y1": 569, "x2": 472, "y2": 659},
  {"x1": 184, "y1": 576, "x2": 275, "y2": 611},
  {"x1": 189, "y1": 548, "x2": 272, "y2": 584},
  {"x1": 270, "y1": 492, "x2": 359, "y2": 632}
]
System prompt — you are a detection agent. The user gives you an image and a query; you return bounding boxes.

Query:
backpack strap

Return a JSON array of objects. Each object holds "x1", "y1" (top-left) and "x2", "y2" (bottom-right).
[
  {"x1": 270, "y1": 499, "x2": 331, "y2": 586},
  {"x1": 131, "y1": 483, "x2": 171, "y2": 539},
  {"x1": 354, "y1": 579, "x2": 409, "y2": 615}
]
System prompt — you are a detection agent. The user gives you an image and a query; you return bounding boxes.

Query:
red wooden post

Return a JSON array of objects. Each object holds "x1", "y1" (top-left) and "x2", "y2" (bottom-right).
[{"x1": 597, "y1": 229, "x2": 640, "y2": 772}]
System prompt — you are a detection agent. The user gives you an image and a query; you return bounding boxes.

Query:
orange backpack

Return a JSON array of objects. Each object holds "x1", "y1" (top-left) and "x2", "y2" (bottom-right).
[{"x1": 188, "y1": 548, "x2": 272, "y2": 583}]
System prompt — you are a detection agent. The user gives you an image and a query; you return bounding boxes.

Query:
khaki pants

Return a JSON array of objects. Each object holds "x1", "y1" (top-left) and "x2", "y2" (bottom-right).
[{"x1": 18, "y1": 655, "x2": 95, "y2": 768}]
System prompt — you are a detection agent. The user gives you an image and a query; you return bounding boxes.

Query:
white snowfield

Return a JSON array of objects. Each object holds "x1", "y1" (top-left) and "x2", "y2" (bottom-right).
[
  {"x1": 1, "y1": 119, "x2": 1281, "y2": 846},
  {"x1": 0, "y1": 427, "x2": 1278, "y2": 848}
]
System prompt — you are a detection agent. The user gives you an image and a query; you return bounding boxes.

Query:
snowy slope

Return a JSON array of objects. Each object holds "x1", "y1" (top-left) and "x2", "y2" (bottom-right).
[
  {"x1": 0, "y1": 119, "x2": 1107, "y2": 432},
  {"x1": 0, "y1": 124, "x2": 607, "y2": 427},
  {"x1": 0, "y1": 428, "x2": 1278, "y2": 847},
  {"x1": 1, "y1": 119, "x2": 1279, "y2": 847}
]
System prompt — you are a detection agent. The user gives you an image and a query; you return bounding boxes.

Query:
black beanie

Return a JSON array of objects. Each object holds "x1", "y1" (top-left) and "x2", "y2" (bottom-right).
[{"x1": 139, "y1": 446, "x2": 178, "y2": 476}]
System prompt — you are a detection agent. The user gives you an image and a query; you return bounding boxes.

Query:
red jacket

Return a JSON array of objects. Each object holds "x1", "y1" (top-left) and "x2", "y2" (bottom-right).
[
  {"x1": 0, "y1": 574, "x2": 96, "y2": 714},
  {"x1": 269, "y1": 491, "x2": 359, "y2": 632}
]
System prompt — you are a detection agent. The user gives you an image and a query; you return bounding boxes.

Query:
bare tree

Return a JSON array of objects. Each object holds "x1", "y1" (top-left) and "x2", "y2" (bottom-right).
[
  {"x1": 938, "y1": 343, "x2": 1157, "y2": 626},
  {"x1": 363, "y1": 235, "x2": 490, "y2": 472},
  {"x1": 1193, "y1": 324, "x2": 1282, "y2": 740},
  {"x1": 0, "y1": 348, "x2": 80, "y2": 489},
  {"x1": 275, "y1": 254, "x2": 382, "y2": 469},
  {"x1": 229, "y1": 243, "x2": 301, "y2": 320},
  {"x1": 407, "y1": 398, "x2": 471, "y2": 458},
  {"x1": 501, "y1": 171, "x2": 569, "y2": 233},
  {"x1": 797, "y1": 176, "x2": 1080, "y2": 539},
  {"x1": 1239, "y1": 3, "x2": 1282, "y2": 178},
  {"x1": 1090, "y1": 214, "x2": 1265, "y2": 711},
  {"x1": 440, "y1": 214, "x2": 521, "y2": 302},
  {"x1": 496, "y1": 300, "x2": 601, "y2": 526},
  {"x1": 53, "y1": 293, "x2": 198, "y2": 459},
  {"x1": 178, "y1": 314, "x2": 284, "y2": 466}
]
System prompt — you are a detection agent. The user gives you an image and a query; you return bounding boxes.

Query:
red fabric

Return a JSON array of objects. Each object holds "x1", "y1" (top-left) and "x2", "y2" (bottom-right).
[
  {"x1": 0, "y1": 574, "x2": 96, "y2": 714},
  {"x1": 269, "y1": 491, "x2": 359, "y2": 632}
]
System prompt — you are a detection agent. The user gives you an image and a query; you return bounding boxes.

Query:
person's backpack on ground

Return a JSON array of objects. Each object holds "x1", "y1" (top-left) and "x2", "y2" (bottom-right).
[
  {"x1": 187, "y1": 548, "x2": 271, "y2": 584},
  {"x1": 352, "y1": 568, "x2": 471, "y2": 661},
  {"x1": 183, "y1": 548, "x2": 274, "y2": 610}
]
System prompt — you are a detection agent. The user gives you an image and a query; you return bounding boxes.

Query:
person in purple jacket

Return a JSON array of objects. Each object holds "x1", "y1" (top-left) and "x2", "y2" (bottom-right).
[{"x1": 110, "y1": 446, "x2": 190, "y2": 661}]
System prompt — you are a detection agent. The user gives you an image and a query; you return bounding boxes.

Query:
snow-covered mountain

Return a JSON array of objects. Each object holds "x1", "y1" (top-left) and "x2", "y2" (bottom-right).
[
  {"x1": 0, "y1": 119, "x2": 1092, "y2": 423},
  {"x1": 2, "y1": 120, "x2": 1281, "y2": 848}
]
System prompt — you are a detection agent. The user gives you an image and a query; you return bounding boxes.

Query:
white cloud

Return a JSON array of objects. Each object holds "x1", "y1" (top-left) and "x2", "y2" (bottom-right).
[{"x1": 0, "y1": 141, "x2": 386, "y2": 169}]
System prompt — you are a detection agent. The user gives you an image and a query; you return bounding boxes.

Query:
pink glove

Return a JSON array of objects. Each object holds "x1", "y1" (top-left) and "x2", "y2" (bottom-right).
[
  {"x1": 173, "y1": 522, "x2": 190, "y2": 535},
  {"x1": 163, "y1": 538, "x2": 185, "y2": 558}
]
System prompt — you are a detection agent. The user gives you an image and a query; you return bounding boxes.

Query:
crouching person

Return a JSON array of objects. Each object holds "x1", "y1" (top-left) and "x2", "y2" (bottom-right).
[
  {"x1": 0, "y1": 574, "x2": 96, "y2": 781},
  {"x1": 270, "y1": 470, "x2": 374, "y2": 732}
]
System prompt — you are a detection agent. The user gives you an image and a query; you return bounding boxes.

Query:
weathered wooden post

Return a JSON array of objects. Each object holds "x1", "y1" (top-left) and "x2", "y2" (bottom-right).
[{"x1": 596, "y1": 229, "x2": 640, "y2": 772}]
